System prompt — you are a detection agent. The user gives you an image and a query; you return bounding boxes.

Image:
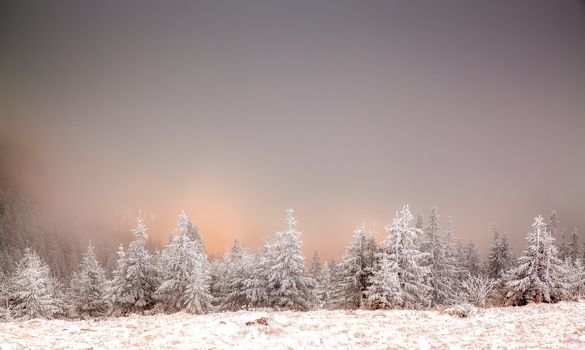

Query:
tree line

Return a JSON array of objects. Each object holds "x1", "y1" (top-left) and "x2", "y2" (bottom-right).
[{"x1": 0, "y1": 204, "x2": 584, "y2": 321}]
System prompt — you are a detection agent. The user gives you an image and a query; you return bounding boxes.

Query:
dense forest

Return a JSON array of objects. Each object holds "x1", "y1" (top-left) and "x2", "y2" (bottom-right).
[{"x1": 0, "y1": 190, "x2": 584, "y2": 321}]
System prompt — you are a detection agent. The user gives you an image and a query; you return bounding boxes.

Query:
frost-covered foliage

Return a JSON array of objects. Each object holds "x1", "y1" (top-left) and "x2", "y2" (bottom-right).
[
  {"x1": 505, "y1": 216, "x2": 568, "y2": 305},
  {"x1": 570, "y1": 259, "x2": 585, "y2": 298},
  {"x1": 548, "y1": 209, "x2": 559, "y2": 238},
  {"x1": 156, "y1": 210, "x2": 213, "y2": 314},
  {"x1": 487, "y1": 225, "x2": 514, "y2": 279},
  {"x1": 0, "y1": 269, "x2": 10, "y2": 321},
  {"x1": 567, "y1": 228, "x2": 580, "y2": 264},
  {"x1": 10, "y1": 248, "x2": 59, "y2": 320},
  {"x1": 242, "y1": 240, "x2": 272, "y2": 308},
  {"x1": 460, "y1": 274, "x2": 497, "y2": 307},
  {"x1": 315, "y1": 262, "x2": 334, "y2": 309},
  {"x1": 422, "y1": 208, "x2": 459, "y2": 306},
  {"x1": 364, "y1": 249, "x2": 401, "y2": 309},
  {"x1": 108, "y1": 245, "x2": 128, "y2": 313},
  {"x1": 309, "y1": 251, "x2": 322, "y2": 308},
  {"x1": 221, "y1": 240, "x2": 255, "y2": 310},
  {"x1": 2, "y1": 205, "x2": 584, "y2": 320},
  {"x1": 333, "y1": 225, "x2": 377, "y2": 309},
  {"x1": 109, "y1": 213, "x2": 157, "y2": 313},
  {"x1": 268, "y1": 209, "x2": 315, "y2": 310},
  {"x1": 366, "y1": 205, "x2": 432, "y2": 309},
  {"x1": 68, "y1": 243, "x2": 109, "y2": 317}
]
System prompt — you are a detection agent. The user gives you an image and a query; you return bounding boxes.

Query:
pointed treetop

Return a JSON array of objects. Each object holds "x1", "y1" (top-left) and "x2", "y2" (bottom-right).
[
  {"x1": 231, "y1": 239, "x2": 242, "y2": 257},
  {"x1": 132, "y1": 211, "x2": 148, "y2": 240},
  {"x1": 178, "y1": 209, "x2": 189, "y2": 229},
  {"x1": 354, "y1": 224, "x2": 366, "y2": 238},
  {"x1": 533, "y1": 215, "x2": 546, "y2": 230},
  {"x1": 286, "y1": 208, "x2": 297, "y2": 228},
  {"x1": 388, "y1": 204, "x2": 414, "y2": 231},
  {"x1": 415, "y1": 213, "x2": 424, "y2": 230},
  {"x1": 548, "y1": 210, "x2": 558, "y2": 234},
  {"x1": 492, "y1": 224, "x2": 500, "y2": 240}
]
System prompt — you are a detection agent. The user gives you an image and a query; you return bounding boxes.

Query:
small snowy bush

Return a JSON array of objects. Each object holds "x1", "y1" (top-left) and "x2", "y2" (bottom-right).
[{"x1": 460, "y1": 274, "x2": 496, "y2": 307}]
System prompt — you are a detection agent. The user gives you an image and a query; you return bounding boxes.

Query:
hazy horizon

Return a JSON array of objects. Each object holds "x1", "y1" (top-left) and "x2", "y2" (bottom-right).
[{"x1": 2, "y1": 0, "x2": 585, "y2": 261}]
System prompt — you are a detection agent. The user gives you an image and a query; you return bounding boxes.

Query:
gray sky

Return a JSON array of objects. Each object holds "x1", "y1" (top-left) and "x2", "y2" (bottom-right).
[{"x1": 2, "y1": 0, "x2": 585, "y2": 260}]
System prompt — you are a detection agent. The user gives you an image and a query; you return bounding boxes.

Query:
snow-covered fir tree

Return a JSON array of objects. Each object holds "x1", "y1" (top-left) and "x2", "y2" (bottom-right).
[
  {"x1": 242, "y1": 239, "x2": 272, "y2": 308},
  {"x1": 567, "y1": 227, "x2": 580, "y2": 264},
  {"x1": 464, "y1": 242, "x2": 482, "y2": 276},
  {"x1": 310, "y1": 251, "x2": 322, "y2": 279},
  {"x1": 10, "y1": 248, "x2": 59, "y2": 320},
  {"x1": 109, "y1": 213, "x2": 157, "y2": 313},
  {"x1": 309, "y1": 251, "x2": 323, "y2": 308},
  {"x1": 443, "y1": 217, "x2": 465, "y2": 295},
  {"x1": 177, "y1": 209, "x2": 204, "y2": 249},
  {"x1": 548, "y1": 209, "x2": 559, "y2": 237},
  {"x1": 209, "y1": 259, "x2": 228, "y2": 306},
  {"x1": 156, "y1": 210, "x2": 213, "y2": 314},
  {"x1": 366, "y1": 205, "x2": 432, "y2": 309},
  {"x1": 221, "y1": 240, "x2": 255, "y2": 310},
  {"x1": 571, "y1": 259, "x2": 585, "y2": 298},
  {"x1": 125, "y1": 213, "x2": 157, "y2": 308},
  {"x1": 561, "y1": 259, "x2": 583, "y2": 300},
  {"x1": 364, "y1": 249, "x2": 401, "y2": 309},
  {"x1": 315, "y1": 262, "x2": 334, "y2": 309},
  {"x1": 108, "y1": 245, "x2": 129, "y2": 313},
  {"x1": 423, "y1": 207, "x2": 458, "y2": 306},
  {"x1": 505, "y1": 215, "x2": 568, "y2": 305},
  {"x1": 268, "y1": 209, "x2": 315, "y2": 310},
  {"x1": 415, "y1": 213, "x2": 424, "y2": 231},
  {"x1": 68, "y1": 243, "x2": 109, "y2": 317},
  {"x1": 0, "y1": 268, "x2": 10, "y2": 321},
  {"x1": 557, "y1": 229, "x2": 569, "y2": 261},
  {"x1": 333, "y1": 225, "x2": 376, "y2": 309},
  {"x1": 487, "y1": 225, "x2": 514, "y2": 279}
]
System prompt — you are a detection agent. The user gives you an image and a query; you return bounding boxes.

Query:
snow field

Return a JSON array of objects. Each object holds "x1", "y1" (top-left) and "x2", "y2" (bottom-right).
[{"x1": 1, "y1": 301, "x2": 584, "y2": 350}]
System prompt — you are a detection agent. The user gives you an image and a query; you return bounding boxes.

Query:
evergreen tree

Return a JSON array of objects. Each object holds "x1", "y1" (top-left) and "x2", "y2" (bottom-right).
[
  {"x1": 333, "y1": 225, "x2": 373, "y2": 309},
  {"x1": 309, "y1": 251, "x2": 323, "y2": 308},
  {"x1": 464, "y1": 243, "x2": 481, "y2": 276},
  {"x1": 156, "y1": 211, "x2": 213, "y2": 314},
  {"x1": 366, "y1": 205, "x2": 432, "y2": 309},
  {"x1": 310, "y1": 251, "x2": 322, "y2": 279},
  {"x1": 109, "y1": 213, "x2": 157, "y2": 313},
  {"x1": 505, "y1": 215, "x2": 568, "y2": 305},
  {"x1": 221, "y1": 240, "x2": 254, "y2": 310},
  {"x1": 364, "y1": 249, "x2": 401, "y2": 309},
  {"x1": 572, "y1": 259, "x2": 585, "y2": 298},
  {"x1": 10, "y1": 248, "x2": 59, "y2": 320},
  {"x1": 108, "y1": 245, "x2": 129, "y2": 313},
  {"x1": 125, "y1": 213, "x2": 157, "y2": 309},
  {"x1": 315, "y1": 262, "x2": 334, "y2": 309},
  {"x1": 68, "y1": 243, "x2": 109, "y2": 317},
  {"x1": 415, "y1": 213, "x2": 424, "y2": 231},
  {"x1": 268, "y1": 209, "x2": 315, "y2": 310},
  {"x1": 242, "y1": 240, "x2": 272, "y2": 308},
  {"x1": 177, "y1": 209, "x2": 204, "y2": 249},
  {"x1": 423, "y1": 207, "x2": 458, "y2": 306},
  {"x1": 567, "y1": 228, "x2": 580, "y2": 264},
  {"x1": 209, "y1": 259, "x2": 228, "y2": 307},
  {"x1": 487, "y1": 225, "x2": 514, "y2": 279},
  {"x1": 557, "y1": 229, "x2": 569, "y2": 261},
  {"x1": 444, "y1": 217, "x2": 465, "y2": 295},
  {"x1": 548, "y1": 209, "x2": 559, "y2": 237}
]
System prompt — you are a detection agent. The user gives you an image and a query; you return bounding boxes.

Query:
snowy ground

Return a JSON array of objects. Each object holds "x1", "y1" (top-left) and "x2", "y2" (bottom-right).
[{"x1": 1, "y1": 302, "x2": 584, "y2": 350}]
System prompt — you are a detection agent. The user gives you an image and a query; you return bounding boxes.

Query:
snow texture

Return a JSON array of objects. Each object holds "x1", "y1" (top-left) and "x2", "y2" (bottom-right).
[{"x1": 0, "y1": 301, "x2": 584, "y2": 349}]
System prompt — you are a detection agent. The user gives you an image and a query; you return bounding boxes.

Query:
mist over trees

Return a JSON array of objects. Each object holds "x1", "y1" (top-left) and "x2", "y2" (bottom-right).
[
  {"x1": 0, "y1": 190, "x2": 128, "y2": 278},
  {"x1": 1, "y1": 191, "x2": 584, "y2": 321}
]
